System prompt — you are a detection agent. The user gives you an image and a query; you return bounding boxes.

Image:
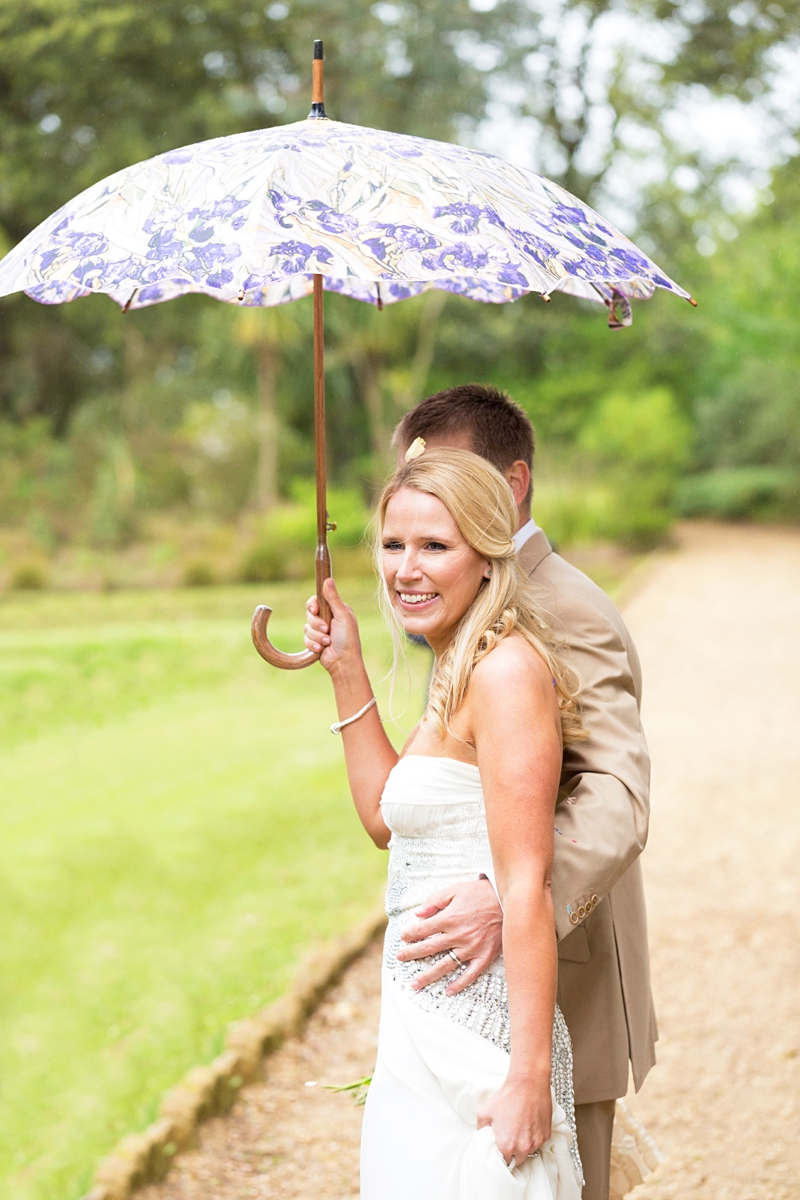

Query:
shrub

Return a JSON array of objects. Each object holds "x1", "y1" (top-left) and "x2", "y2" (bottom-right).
[
  {"x1": 239, "y1": 484, "x2": 371, "y2": 583},
  {"x1": 675, "y1": 467, "x2": 800, "y2": 520},
  {"x1": 533, "y1": 482, "x2": 612, "y2": 548},
  {"x1": 578, "y1": 388, "x2": 693, "y2": 549},
  {"x1": 181, "y1": 558, "x2": 218, "y2": 587},
  {"x1": 239, "y1": 537, "x2": 290, "y2": 583},
  {"x1": 10, "y1": 559, "x2": 48, "y2": 590}
]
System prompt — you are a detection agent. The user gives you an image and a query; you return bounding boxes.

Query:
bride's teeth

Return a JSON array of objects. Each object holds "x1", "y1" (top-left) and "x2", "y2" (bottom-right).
[{"x1": 400, "y1": 592, "x2": 435, "y2": 604}]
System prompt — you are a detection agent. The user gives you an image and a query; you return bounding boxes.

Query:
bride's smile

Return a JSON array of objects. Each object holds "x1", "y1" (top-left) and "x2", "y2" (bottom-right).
[{"x1": 381, "y1": 487, "x2": 490, "y2": 654}]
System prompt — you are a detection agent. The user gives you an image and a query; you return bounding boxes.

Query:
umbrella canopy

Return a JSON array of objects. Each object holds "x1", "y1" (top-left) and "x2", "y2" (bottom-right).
[
  {"x1": 0, "y1": 118, "x2": 691, "y2": 325},
  {"x1": 0, "y1": 42, "x2": 693, "y2": 669}
]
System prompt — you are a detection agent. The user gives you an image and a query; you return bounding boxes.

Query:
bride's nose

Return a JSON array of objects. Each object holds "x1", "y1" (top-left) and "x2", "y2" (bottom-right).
[{"x1": 396, "y1": 548, "x2": 423, "y2": 583}]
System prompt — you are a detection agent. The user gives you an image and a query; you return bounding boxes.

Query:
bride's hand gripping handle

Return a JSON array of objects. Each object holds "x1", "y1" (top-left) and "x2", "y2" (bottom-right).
[{"x1": 304, "y1": 576, "x2": 364, "y2": 673}]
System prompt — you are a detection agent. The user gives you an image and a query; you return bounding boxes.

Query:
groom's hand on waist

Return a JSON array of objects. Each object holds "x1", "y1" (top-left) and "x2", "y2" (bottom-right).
[{"x1": 396, "y1": 879, "x2": 503, "y2": 995}]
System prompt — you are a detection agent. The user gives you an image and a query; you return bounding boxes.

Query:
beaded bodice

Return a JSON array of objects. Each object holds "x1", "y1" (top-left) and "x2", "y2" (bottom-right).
[
  {"x1": 380, "y1": 754, "x2": 579, "y2": 1173},
  {"x1": 382, "y1": 755, "x2": 490, "y2": 912}
]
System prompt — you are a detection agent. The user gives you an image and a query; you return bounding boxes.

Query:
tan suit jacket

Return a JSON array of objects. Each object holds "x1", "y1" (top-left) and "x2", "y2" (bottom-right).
[{"x1": 517, "y1": 531, "x2": 657, "y2": 1105}]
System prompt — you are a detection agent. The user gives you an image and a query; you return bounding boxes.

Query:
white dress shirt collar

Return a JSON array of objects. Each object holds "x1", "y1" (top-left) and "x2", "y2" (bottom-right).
[{"x1": 512, "y1": 517, "x2": 540, "y2": 552}]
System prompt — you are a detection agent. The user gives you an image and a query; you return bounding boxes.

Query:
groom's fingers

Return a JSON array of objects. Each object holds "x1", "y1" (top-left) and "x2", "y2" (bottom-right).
[
  {"x1": 444, "y1": 955, "x2": 488, "y2": 994},
  {"x1": 410, "y1": 954, "x2": 463, "y2": 991},
  {"x1": 412, "y1": 888, "x2": 456, "y2": 920},
  {"x1": 408, "y1": 945, "x2": 488, "y2": 993},
  {"x1": 397, "y1": 929, "x2": 450, "y2": 961},
  {"x1": 410, "y1": 962, "x2": 452, "y2": 990},
  {"x1": 402, "y1": 902, "x2": 457, "y2": 944}
]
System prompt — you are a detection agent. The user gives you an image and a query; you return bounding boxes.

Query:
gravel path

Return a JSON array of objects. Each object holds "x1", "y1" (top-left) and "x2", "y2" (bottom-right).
[
  {"x1": 141, "y1": 522, "x2": 800, "y2": 1200},
  {"x1": 619, "y1": 522, "x2": 800, "y2": 1200}
]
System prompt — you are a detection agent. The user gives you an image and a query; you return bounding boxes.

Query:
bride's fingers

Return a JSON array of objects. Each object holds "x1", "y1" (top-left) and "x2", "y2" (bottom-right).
[
  {"x1": 495, "y1": 1137, "x2": 534, "y2": 1168},
  {"x1": 305, "y1": 608, "x2": 329, "y2": 634},
  {"x1": 322, "y1": 576, "x2": 349, "y2": 616}
]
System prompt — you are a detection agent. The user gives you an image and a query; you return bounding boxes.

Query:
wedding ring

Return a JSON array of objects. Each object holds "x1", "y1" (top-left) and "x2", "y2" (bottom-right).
[
  {"x1": 527, "y1": 1150, "x2": 540, "y2": 1158},
  {"x1": 447, "y1": 949, "x2": 464, "y2": 967}
]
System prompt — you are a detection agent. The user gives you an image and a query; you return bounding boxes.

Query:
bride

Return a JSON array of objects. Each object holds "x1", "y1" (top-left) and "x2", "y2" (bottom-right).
[{"x1": 304, "y1": 446, "x2": 585, "y2": 1200}]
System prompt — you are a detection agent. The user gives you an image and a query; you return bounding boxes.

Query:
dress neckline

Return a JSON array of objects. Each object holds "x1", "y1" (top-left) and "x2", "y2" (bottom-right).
[{"x1": 398, "y1": 754, "x2": 480, "y2": 773}]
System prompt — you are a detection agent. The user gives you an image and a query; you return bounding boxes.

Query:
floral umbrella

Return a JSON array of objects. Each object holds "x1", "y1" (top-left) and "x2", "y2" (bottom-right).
[{"x1": 0, "y1": 41, "x2": 693, "y2": 668}]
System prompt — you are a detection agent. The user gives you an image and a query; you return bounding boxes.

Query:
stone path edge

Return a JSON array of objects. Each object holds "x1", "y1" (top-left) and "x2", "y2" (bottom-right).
[{"x1": 82, "y1": 903, "x2": 388, "y2": 1200}]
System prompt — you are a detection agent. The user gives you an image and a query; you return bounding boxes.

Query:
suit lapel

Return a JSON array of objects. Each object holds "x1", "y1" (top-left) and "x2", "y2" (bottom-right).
[{"x1": 516, "y1": 528, "x2": 552, "y2": 576}]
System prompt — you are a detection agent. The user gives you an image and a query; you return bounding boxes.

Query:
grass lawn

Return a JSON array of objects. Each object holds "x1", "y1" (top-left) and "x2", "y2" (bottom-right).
[
  {"x1": 0, "y1": 578, "x2": 430, "y2": 1200},
  {"x1": 0, "y1": 548, "x2": 636, "y2": 1200}
]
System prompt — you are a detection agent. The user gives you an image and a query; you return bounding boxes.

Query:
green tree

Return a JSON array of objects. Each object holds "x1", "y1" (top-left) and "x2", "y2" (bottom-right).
[
  {"x1": 509, "y1": 0, "x2": 800, "y2": 208},
  {"x1": 0, "y1": 0, "x2": 528, "y2": 428}
]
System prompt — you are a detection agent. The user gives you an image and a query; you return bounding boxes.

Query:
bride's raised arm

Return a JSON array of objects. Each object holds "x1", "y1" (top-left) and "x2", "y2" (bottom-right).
[
  {"x1": 304, "y1": 576, "x2": 396, "y2": 849},
  {"x1": 465, "y1": 634, "x2": 563, "y2": 1165}
]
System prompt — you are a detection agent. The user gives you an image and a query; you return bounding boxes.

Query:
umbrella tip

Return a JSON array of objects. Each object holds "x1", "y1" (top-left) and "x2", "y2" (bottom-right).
[
  {"x1": 688, "y1": 295, "x2": 698, "y2": 307},
  {"x1": 309, "y1": 39, "x2": 327, "y2": 119}
]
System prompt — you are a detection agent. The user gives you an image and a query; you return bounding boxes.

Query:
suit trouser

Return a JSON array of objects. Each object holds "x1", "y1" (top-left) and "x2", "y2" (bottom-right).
[{"x1": 574, "y1": 1099, "x2": 615, "y2": 1200}]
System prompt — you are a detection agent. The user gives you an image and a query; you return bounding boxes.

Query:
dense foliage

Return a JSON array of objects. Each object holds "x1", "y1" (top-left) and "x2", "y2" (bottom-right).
[{"x1": 0, "y1": 0, "x2": 798, "y2": 583}]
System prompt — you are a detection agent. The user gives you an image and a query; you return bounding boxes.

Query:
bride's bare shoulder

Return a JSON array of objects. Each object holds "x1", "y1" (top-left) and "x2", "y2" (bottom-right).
[
  {"x1": 399, "y1": 721, "x2": 422, "y2": 756},
  {"x1": 470, "y1": 633, "x2": 552, "y2": 698}
]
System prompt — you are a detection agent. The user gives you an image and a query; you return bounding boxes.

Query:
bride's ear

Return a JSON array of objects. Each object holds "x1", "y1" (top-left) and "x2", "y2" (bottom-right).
[{"x1": 483, "y1": 563, "x2": 492, "y2": 580}]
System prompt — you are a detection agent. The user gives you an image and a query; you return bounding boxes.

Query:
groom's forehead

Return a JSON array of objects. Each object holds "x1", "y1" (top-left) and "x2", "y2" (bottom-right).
[{"x1": 395, "y1": 430, "x2": 476, "y2": 468}]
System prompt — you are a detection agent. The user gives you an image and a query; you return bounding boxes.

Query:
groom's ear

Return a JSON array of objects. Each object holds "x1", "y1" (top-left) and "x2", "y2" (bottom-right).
[{"x1": 503, "y1": 460, "x2": 531, "y2": 508}]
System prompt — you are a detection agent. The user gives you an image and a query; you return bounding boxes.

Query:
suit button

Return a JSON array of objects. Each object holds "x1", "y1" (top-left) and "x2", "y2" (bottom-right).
[
  {"x1": 578, "y1": 905, "x2": 586, "y2": 919},
  {"x1": 569, "y1": 912, "x2": 579, "y2": 925},
  {"x1": 591, "y1": 894, "x2": 599, "y2": 906}
]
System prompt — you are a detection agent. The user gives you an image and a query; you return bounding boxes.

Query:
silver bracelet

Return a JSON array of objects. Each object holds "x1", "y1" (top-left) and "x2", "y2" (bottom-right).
[{"x1": 330, "y1": 695, "x2": 377, "y2": 735}]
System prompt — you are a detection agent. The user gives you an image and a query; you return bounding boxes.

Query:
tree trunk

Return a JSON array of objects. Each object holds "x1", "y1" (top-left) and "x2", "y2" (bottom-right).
[
  {"x1": 402, "y1": 289, "x2": 447, "y2": 411},
  {"x1": 356, "y1": 349, "x2": 390, "y2": 464},
  {"x1": 253, "y1": 337, "x2": 279, "y2": 511}
]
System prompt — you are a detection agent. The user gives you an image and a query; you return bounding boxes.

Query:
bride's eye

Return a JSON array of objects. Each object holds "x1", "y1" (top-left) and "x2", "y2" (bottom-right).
[
  {"x1": 425, "y1": 541, "x2": 448, "y2": 551},
  {"x1": 382, "y1": 539, "x2": 403, "y2": 551}
]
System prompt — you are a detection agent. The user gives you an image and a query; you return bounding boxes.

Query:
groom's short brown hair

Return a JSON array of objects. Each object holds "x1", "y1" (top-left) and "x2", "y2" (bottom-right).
[{"x1": 393, "y1": 384, "x2": 535, "y2": 483}]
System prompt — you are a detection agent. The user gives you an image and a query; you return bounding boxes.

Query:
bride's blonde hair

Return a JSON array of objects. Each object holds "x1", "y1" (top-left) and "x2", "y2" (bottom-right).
[{"x1": 375, "y1": 448, "x2": 584, "y2": 744}]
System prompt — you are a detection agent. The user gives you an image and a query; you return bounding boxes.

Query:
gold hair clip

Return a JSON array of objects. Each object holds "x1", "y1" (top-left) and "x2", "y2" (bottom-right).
[{"x1": 404, "y1": 436, "x2": 426, "y2": 462}]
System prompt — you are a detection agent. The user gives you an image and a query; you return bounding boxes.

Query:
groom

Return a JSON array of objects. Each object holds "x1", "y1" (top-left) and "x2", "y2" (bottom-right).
[{"x1": 389, "y1": 384, "x2": 655, "y2": 1200}]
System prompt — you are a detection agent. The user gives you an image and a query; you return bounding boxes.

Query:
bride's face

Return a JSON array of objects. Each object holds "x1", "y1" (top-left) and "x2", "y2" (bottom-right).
[{"x1": 381, "y1": 487, "x2": 489, "y2": 655}]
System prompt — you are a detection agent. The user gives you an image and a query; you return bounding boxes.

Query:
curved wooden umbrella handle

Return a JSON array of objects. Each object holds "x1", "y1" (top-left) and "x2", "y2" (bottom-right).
[
  {"x1": 251, "y1": 605, "x2": 320, "y2": 670},
  {"x1": 251, "y1": 268, "x2": 331, "y2": 673}
]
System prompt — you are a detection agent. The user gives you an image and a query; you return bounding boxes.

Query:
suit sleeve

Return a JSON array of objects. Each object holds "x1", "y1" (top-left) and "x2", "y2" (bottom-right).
[{"x1": 550, "y1": 597, "x2": 650, "y2": 943}]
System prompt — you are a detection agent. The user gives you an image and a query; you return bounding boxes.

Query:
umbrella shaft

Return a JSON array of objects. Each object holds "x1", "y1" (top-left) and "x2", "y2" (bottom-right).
[
  {"x1": 313, "y1": 55, "x2": 323, "y2": 105},
  {"x1": 313, "y1": 273, "x2": 332, "y2": 624}
]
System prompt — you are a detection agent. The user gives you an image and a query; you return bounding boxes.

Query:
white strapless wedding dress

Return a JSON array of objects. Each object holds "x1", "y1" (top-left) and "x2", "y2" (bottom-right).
[{"x1": 361, "y1": 755, "x2": 584, "y2": 1200}]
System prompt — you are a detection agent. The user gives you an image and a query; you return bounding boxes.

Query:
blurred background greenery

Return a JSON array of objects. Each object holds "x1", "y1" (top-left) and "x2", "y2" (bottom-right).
[
  {"x1": 1, "y1": 0, "x2": 799, "y2": 594},
  {"x1": 1, "y1": 3, "x2": 799, "y2": 1196}
]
